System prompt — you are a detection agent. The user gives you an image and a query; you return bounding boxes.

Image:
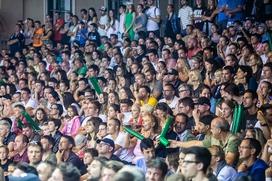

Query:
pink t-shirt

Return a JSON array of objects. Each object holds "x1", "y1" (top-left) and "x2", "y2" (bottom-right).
[{"x1": 61, "y1": 116, "x2": 81, "y2": 137}]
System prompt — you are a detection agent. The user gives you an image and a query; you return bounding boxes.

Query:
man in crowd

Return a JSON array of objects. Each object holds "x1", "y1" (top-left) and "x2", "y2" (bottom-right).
[
  {"x1": 236, "y1": 138, "x2": 268, "y2": 181},
  {"x1": 56, "y1": 135, "x2": 86, "y2": 174},
  {"x1": 96, "y1": 138, "x2": 121, "y2": 162},
  {"x1": 159, "y1": 83, "x2": 179, "y2": 110},
  {"x1": 209, "y1": 145, "x2": 237, "y2": 180},
  {"x1": 136, "y1": 138, "x2": 156, "y2": 173},
  {"x1": 146, "y1": 158, "x2": 168, "y2": 181},
  {"x1": 181, "y1": 146, "x2": 211, "y2": 181},
  {"x1": 170, "y1": 117, "x2": 240, "y2": 165},
  {"x1": 12, "y1": 134, "x2": 29, "y2": 163},
  {"x1": 48, "y1": 118, "x2": 63, "y2": 153},
  {"x1": 27, "y1": 141, "x2": 43, "y2": 167}
]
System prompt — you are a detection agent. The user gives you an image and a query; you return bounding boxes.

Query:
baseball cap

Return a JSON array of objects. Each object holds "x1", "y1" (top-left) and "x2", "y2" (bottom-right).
[
  {"x1": 199, "y1": 114, "x2": 215, "y2": 126},
  {"x1": 167, "y1": 68, "x2": 178, "y2": 75},
  {"x1": 97, "y1": 138, "x2": 115, "y2": 150},
  {"x1": 196, "y1": 97, "x2": 210, "y2": 106},
  {"x1": 9, "y1": 173, "x2": 40, "y2": 181},
  {"x1": 100, "y1": 6, "x2": 107, "y2": 11}
]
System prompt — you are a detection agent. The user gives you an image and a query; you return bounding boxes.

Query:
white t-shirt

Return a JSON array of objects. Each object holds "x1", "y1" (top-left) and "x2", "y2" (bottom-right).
[
  {"x1": 98, "y1": 15, "x2": 109, "y2": 36},
  {"x1": 145, "y1": 6, "x2": 160, "y2": 31},
  {"x1": 159, "y1": 96, "x2": 179, "y2": 110},
  {"x1": 178, "y1": 6, "x2": 193, "y2": 30},
  {"x1": 22, "y1": 98, "x2": 38, "y2": 109},
  {"x1": 106, "y1": 20, "x2": 120, "y2": 38},
  {"x1": 119, "y1": 13, "x2": 125, "y2": 34},
  {"x1": 105, "y1": 132, "x2": 134, "y2": 162}
]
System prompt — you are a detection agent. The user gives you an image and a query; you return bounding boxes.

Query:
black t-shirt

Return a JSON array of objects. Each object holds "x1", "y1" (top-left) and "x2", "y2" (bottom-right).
[
  {"x1": 155, "y1": 130, "x2": 179, "y2": 158},
  {"x1": 241, "y1": 110, "x2": 258, "y2": 130},
  {"x1": 3, "y1": 132, "x2": 16, "y2": 146},
  {"x1": 66, "y1": 151, "x2": 86, "y2": 175}
]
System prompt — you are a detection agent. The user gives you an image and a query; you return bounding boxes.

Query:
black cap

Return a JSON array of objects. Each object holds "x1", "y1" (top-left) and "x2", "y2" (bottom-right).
[
  {"x1": 96, "y1": 138, "x2": 115, "y2": 150},
  {"x1": 167, "y1": 68, "x2": 178, "y2": 75},
  {"x1": 199, "y1": 114, "x2": 215, "y2": 126}
]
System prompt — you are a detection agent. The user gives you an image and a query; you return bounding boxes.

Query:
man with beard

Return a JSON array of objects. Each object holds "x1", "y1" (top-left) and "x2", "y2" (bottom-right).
[
  {"x1": 163, "y1": 69, "x2": 181, "y2": 93},
  {"x1": 174, "y1": 113, "x2": 195, "y2": 141},
  {"x1": 159, "y1": 83, "x2": 179, "y2": 110},
  {"x1": 144, "y1": 69, "x2": 162, "y2": 98},
  {"x1": 136, "y1": 85, "x2": 157, "y2": 107},
  {"x1": 242, "y1": 90, "x2": 258, "y2": 129},
  {"x1": 177, "y1": 97, "x2": 195, "y2": 128}
]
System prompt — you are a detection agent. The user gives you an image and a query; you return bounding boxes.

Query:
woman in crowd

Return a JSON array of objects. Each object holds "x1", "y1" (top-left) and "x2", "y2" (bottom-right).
[
  {"x1": 23, "y1": 18, "x2": 34, "y2": 46},
  {"x1": 124, "y1": 3, "x2": 135, "y2": 40},
  {"x1": 34, "y1": 108, "x2": 48, "y2": 124},
  {"x1": 88, "y1": 7, "x2": 98, "y2": 25},
  {"x1": 106, "y1": 9, "x2": 119, "y2": 38},
  {"x1": 134, "y1": 4, "x2": 147, "y2": 40},
  {"x1": 61, "y1": 105, "x2": 81, "y2": 137}
]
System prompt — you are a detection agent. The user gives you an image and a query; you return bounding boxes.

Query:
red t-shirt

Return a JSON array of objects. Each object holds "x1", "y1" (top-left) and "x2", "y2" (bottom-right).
[{"x1": 54, "y1": 18, "x2": 65, "y2": 41}]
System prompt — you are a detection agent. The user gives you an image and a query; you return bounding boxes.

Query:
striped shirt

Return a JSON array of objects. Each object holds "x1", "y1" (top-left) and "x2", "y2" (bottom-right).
[{"x1": 178, "y1": 5, "x2": 193, "y2": 30}]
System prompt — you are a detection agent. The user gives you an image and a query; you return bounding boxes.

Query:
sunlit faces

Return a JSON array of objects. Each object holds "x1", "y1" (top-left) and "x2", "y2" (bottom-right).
[
  {"x1": 107, "y1": 119, "x2": 118, "y2": 135},
  {"x1": 210, "y1": 119, "x2": 221, "y2": 139},
  {"x1": 146, "y1": 167, "x2": 163, "y2": 181},
  {"x1": 48, "y1": 168, "x2": 63, "y2": 181},
  {"x1": 188, "y1": 70, "x2": 201, "y2": 83},
  {"x1": 87, "y1": 159, "x2": 103, "y2": 179},
  {"x1": 238, "y1": 139, "x2": 252, "y2": 160},
  {"x1": 101, "y1": 167, "x2": 116, "y2": 181},
  {"x1": 174, "y1": 114, "x2": 187, "y2": 134},
  {"x1": 0, "y1": 146, "x2": 8, "y2": 161},
  {"x1": 220, "y1": 102, "x2": 233, "y2": 119},
  {"x1": 27, "y1": 145, "x2": 42, "y2": 165},
  {"x1": 97, "y1": 124, "x2": 107, "y2": 138}
]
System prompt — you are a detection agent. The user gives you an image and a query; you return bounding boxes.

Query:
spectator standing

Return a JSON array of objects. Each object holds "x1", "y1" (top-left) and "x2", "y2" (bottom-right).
[
  {"x1": 134, "y1": 4, "x2": 147, "y2": 40},
  {"x1": 118, "y1": 5, "x2": 126, "y2": 39},
  {"x1": 164, "y1": 4, "x2": 180, "y2": 39},
  {"x1": 145, "y1": 0, "x2": 161, "y2": 37},
  {"x1": 178, "y1": 0, "x2": 193, "y2": 36},
  {"x1": 106, "y1": 9, "x2": 120, "y2": 38},
  {"x1": 124, "y1": 3, "x2": 136, "y2": 41},
  {"x1": 53, "y1": 12, "x2": 65, "y2": 46},
  {"x1": 98, "y1": 6, "x2": 109, "y2": 36},
  {"x1": 7, "y1": 24, "x2": 25, "y2": 57}
]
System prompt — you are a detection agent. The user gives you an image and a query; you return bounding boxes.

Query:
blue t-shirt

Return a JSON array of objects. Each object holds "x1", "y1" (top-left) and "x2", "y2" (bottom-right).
[
  {"x1": 217, "y1": 0, "x2": 228, "y2": 22},
  {"x1": 227, "y1": 0, "x2": 245, "y2": 22}
]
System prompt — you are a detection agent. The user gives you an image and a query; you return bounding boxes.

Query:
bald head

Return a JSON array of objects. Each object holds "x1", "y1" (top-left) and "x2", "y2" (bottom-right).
[{"x1": 212, "y1": 117, "x2": 230, "y2": 132}]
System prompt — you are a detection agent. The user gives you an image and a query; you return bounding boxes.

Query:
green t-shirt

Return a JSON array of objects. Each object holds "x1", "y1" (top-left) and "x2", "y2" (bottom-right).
[
  {"x1": 77, "y1": 65, "x2": 87, "y2": 76},
  {"x1": 202, "y1": 133, "x2": 240, "y2": 153}
]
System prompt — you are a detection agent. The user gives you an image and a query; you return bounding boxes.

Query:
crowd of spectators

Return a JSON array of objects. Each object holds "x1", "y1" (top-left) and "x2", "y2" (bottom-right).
[{"x1": 1, "y1": 0, "x2": 272, "y2": 180}]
